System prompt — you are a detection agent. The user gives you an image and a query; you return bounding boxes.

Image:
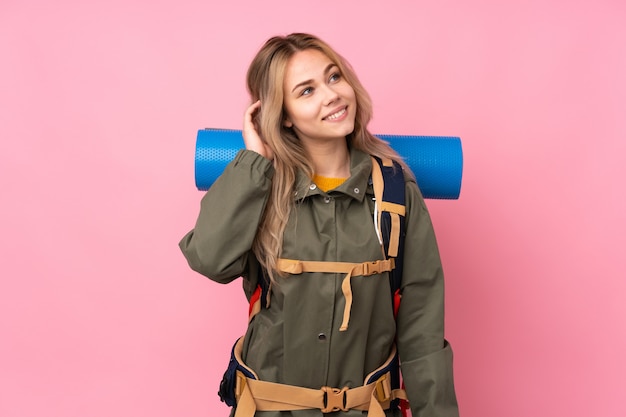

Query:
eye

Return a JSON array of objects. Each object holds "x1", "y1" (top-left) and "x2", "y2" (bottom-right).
[
  {"x1": 300, "y1": 87, "x2": 313, "y2": 96},
  {"x1": 329, "y1": 72, "x2": 341, "y2": 83}
]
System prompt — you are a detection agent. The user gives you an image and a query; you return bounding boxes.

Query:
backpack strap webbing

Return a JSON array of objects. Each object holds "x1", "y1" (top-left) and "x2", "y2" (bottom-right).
[
  {"x1": 276, "y1": 258, "x2": 395, "y2": 331},
  {"x1": 371, "y1": 156, "x2": 406, "y2": 313},
  {"x1": 231, "y1": 337, "x2": 408, "y2": 417}
]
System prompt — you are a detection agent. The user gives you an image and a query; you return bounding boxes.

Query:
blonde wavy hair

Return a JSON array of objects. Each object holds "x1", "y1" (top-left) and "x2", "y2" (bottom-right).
[{"x1": 247, "y1": 33, "x2": 408, "y2": 283}]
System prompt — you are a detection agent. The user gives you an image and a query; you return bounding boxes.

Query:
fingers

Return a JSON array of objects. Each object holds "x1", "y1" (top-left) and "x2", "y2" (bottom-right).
[
  {"x1": 244, "y1": 100, "x2": 262, "y2": 126},
  {"x1": 242, "y1": 100, "x2": 273, "y2": 161}
]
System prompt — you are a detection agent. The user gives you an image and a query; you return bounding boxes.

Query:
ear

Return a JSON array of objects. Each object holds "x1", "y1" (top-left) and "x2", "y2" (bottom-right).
[{"x1": 283, "y1": 118, "x2": 293, "y2": 128}]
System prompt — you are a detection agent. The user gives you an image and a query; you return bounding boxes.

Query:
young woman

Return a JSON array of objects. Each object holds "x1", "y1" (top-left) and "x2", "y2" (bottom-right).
[{"x1": 180, "y1": 33, "x2": 459, "y2": 417}]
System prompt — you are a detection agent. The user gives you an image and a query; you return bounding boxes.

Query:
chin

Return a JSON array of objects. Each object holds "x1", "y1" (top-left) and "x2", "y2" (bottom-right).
[{"x1": 340, "y1": 123, "x2": 356, "y2": 137}]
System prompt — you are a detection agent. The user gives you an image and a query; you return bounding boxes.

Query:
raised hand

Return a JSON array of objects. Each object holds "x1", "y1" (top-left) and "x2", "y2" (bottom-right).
[{"x1": 242, "y1": 100, "x2": 274, "y2": 161}]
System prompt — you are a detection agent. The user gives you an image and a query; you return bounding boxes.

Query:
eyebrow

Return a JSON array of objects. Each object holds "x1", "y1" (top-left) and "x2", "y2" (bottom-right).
[{"x1": 290, "y1": 63, "x2": 337, "y2": 93}]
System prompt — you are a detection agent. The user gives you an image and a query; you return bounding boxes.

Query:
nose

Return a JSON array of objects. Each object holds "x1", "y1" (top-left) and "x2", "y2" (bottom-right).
[{"x1": 322, "y1": 84, "x2": 340, "y2": 106}]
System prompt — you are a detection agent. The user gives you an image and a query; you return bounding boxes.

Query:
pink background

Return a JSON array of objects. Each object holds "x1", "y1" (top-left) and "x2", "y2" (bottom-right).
[{"x1": 2, "y1": 0, "x2": 625, "y2": 416}]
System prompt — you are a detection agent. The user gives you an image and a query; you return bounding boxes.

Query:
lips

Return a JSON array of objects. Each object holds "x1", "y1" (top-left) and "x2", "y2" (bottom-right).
[{"x1": 323, "y1": 106, "x2": 347, "y2": 121}]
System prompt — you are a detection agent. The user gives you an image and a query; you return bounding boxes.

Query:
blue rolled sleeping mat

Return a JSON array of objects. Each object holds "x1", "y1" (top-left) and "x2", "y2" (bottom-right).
[{"x1": 194, "y1": 129, "x2": 463, "y2": 199}]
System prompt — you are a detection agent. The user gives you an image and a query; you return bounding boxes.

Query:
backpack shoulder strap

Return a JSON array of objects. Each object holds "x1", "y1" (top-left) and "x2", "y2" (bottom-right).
[
  {"x1": 372, "y1": 156, "x2": 409, "y2": 415},
  {"x1": 371, "y1": 156, "x2": 406, "y2": 316}
]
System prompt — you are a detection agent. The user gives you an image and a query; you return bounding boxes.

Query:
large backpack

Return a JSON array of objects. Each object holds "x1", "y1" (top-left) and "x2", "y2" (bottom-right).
[{"x1": 222, "y1": 156, "x2": 409, "y2": 415}]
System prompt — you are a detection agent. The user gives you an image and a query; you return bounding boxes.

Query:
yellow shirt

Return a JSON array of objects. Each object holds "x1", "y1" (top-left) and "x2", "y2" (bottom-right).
[{"x1": 312, "y1": 174, "x2": 347, "y2": 192}]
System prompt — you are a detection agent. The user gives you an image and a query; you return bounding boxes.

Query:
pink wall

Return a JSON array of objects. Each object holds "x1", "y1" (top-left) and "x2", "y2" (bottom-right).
[{"x1": 2, "y1": 1, "x2": 625, "y2": 416}]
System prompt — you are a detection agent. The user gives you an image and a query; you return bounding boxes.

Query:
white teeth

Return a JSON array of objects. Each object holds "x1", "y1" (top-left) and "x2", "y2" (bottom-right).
[{"x1": 326, "y1": 108, "x2": 346, "y2": 120}]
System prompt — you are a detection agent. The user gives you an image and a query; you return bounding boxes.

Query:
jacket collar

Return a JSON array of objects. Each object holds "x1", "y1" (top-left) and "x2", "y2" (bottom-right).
[{"x1": 292, "y1": 147, "x2": 373, "y2": 202}]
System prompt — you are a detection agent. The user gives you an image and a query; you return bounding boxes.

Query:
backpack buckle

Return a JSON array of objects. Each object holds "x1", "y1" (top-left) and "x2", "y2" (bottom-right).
[
  {"x1": 362, "y1": 259, "x2": 394, "y2": 276},
  {"x1": 363, "y1": 260, "x2": 381, "y2": 275},
  {"x1": 374, "y1": 373, "x2": 391, "y2": 403},
  {"x1": 321, "y1": 386, "x2": 348, "y2": 412}
]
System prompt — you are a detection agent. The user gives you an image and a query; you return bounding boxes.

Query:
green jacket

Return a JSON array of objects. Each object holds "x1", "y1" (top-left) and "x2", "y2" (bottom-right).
[{"x1": 180, "y1": 148, "x2": 459, "y2": 417}]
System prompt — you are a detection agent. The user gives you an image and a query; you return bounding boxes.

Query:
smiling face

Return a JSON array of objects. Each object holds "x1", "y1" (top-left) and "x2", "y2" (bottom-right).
[{"x1": 282, "y1": 48, "x2": 357, "y2": 148}]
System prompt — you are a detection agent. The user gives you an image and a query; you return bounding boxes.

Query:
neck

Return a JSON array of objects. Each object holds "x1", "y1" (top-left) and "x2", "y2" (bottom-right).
[{"x1": 303, "y1": 138, "x2": 351, "y2": 178}]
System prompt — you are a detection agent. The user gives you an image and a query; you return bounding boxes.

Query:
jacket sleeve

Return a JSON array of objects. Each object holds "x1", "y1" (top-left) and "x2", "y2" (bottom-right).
[
  {"x1": 179, "y1": 150, "x2": 274, "y2": 284},
  {"x1": 396, "y1": 180, "x2": 459, "y2": 417}
]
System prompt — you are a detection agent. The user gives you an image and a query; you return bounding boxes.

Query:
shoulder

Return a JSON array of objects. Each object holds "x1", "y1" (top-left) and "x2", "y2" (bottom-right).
[{"x1": 402, "y1": 171, "x2": 429, "y2": 218}]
